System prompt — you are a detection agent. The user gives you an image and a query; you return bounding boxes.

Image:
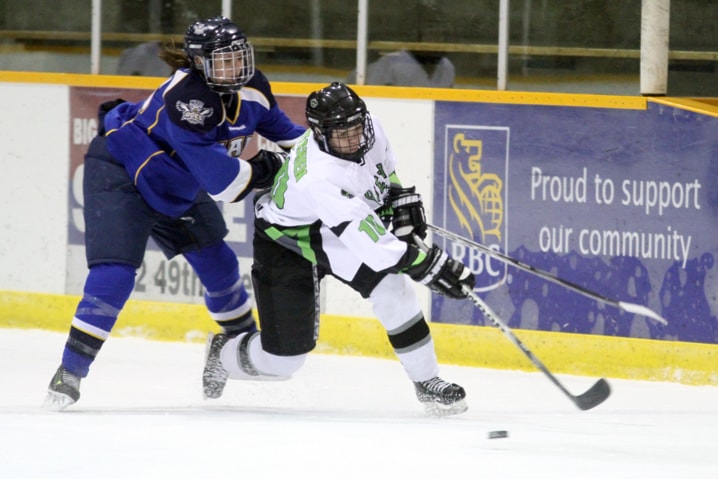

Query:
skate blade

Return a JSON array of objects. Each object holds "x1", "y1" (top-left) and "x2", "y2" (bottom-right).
[
  {"x1": 42, "y1": 390, "x2": 76, "y2": 412},
  {"x1": 238, "y1": 373, "x2": 292, "y2": 381},
  {"x1": 422, "y1": 399, "x2": 468, "y2": 417}
]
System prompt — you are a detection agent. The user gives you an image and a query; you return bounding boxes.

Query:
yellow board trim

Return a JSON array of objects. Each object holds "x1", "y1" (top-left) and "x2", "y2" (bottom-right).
[
  {"x1": 11, "y1": 71, "x2": 718, "y2": 114},
  {"x1": 649, "y1": 97, "x2": 718, "y2": 119},
  {"x1": 2, "y1": 290, "x2": 716, "y2": 386},
  {"x1": 0, "y1": 71, "x2": 647, "y2": 109},
  {"x1": 0, "y1": 71, "x2": 165, "y2": 90}
]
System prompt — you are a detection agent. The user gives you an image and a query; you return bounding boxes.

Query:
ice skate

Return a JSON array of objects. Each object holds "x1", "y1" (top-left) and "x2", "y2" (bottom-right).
[
  {"x1": 202, "y1": 332, "x2": 230, "y2": 399},
  {"x1": 414, "y1": 377, "x2": 468, "y2": 416},
  {"x1": 42, "y1": 366, "x2": 81, "y2": 411}
]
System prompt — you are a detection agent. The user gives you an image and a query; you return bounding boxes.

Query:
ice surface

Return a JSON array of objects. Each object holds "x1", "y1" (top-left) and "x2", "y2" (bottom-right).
[{"x1": 1, "y1": 329, "x2": 716, "y2": 478}]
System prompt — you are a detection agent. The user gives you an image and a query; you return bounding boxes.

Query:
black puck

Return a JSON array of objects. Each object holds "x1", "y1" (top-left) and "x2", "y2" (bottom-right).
[{"x1": 488, "y1": 430, "x2": 508, "y2": 439}]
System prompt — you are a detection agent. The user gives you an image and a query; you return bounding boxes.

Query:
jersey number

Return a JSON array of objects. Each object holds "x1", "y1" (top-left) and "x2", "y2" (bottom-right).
[{"x1": 358, "y1": 215, "x2": 386, "y2": 242}]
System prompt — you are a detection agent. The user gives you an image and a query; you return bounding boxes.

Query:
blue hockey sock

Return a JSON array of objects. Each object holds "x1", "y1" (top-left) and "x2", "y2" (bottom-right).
[
  {"x1": 184, "y1": 242, "x2": 257, "y2": 335},
  {"x1": 61, "y1": 263, "x2": 135, "y2": 377}
]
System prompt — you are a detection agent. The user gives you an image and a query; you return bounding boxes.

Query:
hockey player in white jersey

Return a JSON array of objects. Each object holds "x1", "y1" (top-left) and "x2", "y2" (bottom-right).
[{"x1": 203, "y1": 82, "x2": 475, "y2": 415}]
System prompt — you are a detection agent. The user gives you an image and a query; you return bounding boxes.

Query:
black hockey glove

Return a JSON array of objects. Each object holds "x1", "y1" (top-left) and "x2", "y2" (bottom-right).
[
  {"x1": 390, "y1": 186, "x2": 427, "y2": 242},
  {"x1": 406, "y1": 244, "x2": 475, "y2": 299},
  {"x1": 97, "y1": 98, "x2": 126, "y2": 136},
  {"x1": 248, "y1": 150, "x2": 286, "y2": 189}
]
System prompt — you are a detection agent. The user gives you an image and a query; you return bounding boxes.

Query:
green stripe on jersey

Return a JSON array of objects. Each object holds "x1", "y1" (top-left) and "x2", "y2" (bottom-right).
[{"x1": 264, "y1": 225, "x2": 317, "y2": 264}]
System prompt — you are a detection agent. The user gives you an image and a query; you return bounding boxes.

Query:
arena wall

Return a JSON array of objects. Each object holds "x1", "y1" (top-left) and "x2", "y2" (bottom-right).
[{"x1": 1, "y1": 71, "x2": 716, "y2": 386}]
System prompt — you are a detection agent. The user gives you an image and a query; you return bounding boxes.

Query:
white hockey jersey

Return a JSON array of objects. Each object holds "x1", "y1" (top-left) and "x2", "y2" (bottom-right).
[{"x1": 255, "y1": 117, "x2": 413, "y2": 278}]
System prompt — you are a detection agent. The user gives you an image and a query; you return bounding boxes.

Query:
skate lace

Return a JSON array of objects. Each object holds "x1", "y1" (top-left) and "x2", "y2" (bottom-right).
[
  {"x1": 205, "y1": 359, "x2": 226, "y2": 380},
  {"x1": 61, "y1": 370, "x2": 81, "y2": 389},
  {"x1": 203, "y1": 334, "x2": 230, "y2": 400},
  {"x1": 205, "y1": 339, "x2": 228, "y2": 380},
  {"x1": 420, "y1": 377, "x2": 452, "y2": 394}
]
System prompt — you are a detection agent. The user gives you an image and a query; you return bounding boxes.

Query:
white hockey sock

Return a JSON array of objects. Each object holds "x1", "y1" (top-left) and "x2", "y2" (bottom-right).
[
  {"x1": 220, "y1": 333, "x2": 306, "y2": 379},
  {"x1": 369, "y1": 274, "x2": 441, "y2": 382},
  {"x1": 394, "y1": 338, "x2": 440, "y2": 383}
]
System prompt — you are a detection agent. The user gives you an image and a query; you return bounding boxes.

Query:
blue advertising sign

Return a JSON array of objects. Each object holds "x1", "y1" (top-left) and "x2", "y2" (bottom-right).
[{"x1": 433, "y1": 101, "x2": 718, "y2": 345}]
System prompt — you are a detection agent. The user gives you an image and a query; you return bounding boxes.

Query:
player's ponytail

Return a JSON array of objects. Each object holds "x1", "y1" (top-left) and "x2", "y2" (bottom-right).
[{"x1": 158, "y1": 42, "x2": 191, "y2": 72}]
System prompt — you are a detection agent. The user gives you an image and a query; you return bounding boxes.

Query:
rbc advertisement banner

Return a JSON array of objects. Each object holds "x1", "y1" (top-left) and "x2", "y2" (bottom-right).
[
  {"x1": 67, "y1": 86, "x2": 306, "y2": 304},
  {"x1": 433, "y1": 101, "x2": 718, "y2": 345}
]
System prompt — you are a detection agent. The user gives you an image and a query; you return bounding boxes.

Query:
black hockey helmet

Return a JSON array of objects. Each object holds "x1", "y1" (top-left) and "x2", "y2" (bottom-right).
[
  {"x1": 184, "y1": 16, "x2": 255, "y2": 94},
  {"x1": 305, "y1": 82, "x2": 375, "y2": 163}
]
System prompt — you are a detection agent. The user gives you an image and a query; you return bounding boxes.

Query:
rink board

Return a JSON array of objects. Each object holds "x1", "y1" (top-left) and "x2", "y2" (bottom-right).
[
  {"x1": 2, "y1": 72, "x2": 718, "y2": 385},
  {"x1": 1, "y1": 290, "x2": 716, "y2": 386}
]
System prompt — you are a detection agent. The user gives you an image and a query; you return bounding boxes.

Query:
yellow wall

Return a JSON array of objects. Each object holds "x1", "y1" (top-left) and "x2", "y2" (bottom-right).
[{"x1": 2, "y1": 290, "x2": 716, "y2": 386}]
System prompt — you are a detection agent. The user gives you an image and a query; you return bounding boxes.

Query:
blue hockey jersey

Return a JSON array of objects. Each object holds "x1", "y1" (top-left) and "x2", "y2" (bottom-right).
[{"x1": 103, "y1": 67, "x2": 306, "y2": 217}]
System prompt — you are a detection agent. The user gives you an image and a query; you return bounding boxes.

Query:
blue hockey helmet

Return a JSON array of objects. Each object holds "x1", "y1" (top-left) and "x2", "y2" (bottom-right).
[{"x1": 184, "y1": 16, "x2": 255, "y2": 94}]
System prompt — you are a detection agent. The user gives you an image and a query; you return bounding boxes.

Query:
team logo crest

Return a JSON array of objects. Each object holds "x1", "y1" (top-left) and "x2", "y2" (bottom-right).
[
  {"x1": 190, "y1": 22, "x2": 211, "y2": 35},
  {"x1": 176, "y1": 99, "x2": 213, "y2": 125}
]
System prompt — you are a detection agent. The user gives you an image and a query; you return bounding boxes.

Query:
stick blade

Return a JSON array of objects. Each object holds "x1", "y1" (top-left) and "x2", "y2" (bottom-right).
[
  {"x1": 573, "y1": 378, "x2": 611, "y2": 411},
  {"x1": 618, "y1": 301, "x2": 668, "y2": 325}
]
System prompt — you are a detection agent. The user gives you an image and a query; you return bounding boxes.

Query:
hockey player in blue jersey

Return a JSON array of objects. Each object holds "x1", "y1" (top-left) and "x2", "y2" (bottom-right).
[{"x1": 43, "y1": 16, "x2": 306, "y2": 410}]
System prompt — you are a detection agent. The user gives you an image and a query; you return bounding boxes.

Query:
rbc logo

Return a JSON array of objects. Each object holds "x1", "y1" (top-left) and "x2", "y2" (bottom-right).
[{"x1": 442, "y1": 126, "x2": 509, "y2": 292}]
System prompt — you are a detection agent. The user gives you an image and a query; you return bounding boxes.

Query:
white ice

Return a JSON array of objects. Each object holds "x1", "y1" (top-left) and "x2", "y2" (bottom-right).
[{"x1": 1, "y1": 328, "x2": 717, "y2": 479}]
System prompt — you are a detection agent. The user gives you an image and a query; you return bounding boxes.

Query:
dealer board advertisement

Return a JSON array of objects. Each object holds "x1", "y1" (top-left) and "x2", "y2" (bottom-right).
[
  {"x1": 66, "y1": 86, "x2": 306, "y2": 304},
  {"x1": 433, "y1": 101, "x2": 718, "y2": 345}
]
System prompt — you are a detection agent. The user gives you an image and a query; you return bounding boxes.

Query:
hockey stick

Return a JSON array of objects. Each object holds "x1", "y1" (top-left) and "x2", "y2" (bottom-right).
[
  {"x1": 427, "y1": 223, "x2": 668, "y2": 326},
  {"x1": 414, "y1": 236, "x2": 611, "y2": 410},
  {"x1": 461, "y1": 285, "x2": 611, "y2": 410}
]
